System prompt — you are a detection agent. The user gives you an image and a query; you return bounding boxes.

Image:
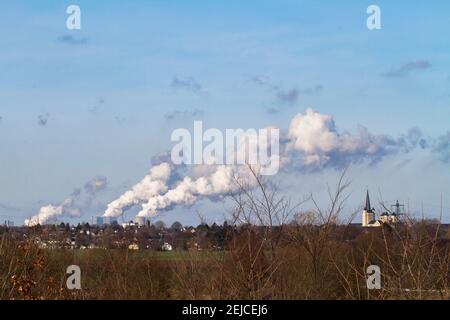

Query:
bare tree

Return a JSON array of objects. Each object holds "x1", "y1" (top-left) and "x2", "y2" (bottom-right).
[{"x1": 290, "y1": 169, "x2": 352, "y2": 298}]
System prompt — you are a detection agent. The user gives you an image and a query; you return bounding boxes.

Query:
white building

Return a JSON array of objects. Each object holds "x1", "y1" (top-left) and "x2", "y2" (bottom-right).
[
  {"x1": 161, "y1": 242, "x2": 173, "y2": 251},
  {"x1": 121, "y1": 221, "x2": 138, "y2": 228},
  {"x1": 128, "y1": 243, "x2": 139, "y2": 250},
  {"x1": 362, "y1": 190, "x2": 400, "y2": 227}
]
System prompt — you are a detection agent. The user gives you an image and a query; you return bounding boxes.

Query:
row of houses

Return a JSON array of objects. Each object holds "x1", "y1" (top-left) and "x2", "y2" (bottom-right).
[{"x1": 2, "y1": 220, "x2": 221, "y2": 251}]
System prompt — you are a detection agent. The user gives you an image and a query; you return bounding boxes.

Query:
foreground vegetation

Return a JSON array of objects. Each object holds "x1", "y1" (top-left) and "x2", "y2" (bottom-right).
[
  {"x1": 1, "y1": 170, "x2": 449, "y2": 300},
  {"x1": 1, "y1": 221, "x2": 449, "y2": 300}
]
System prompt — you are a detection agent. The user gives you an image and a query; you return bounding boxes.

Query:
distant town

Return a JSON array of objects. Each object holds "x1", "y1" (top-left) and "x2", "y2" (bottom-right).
[
  {"x1": 2, "y1": 191, "x2": 450, "y2": 251},
  {"x1": 1, "y1": 218, "x2": 229, "y2": 251}
]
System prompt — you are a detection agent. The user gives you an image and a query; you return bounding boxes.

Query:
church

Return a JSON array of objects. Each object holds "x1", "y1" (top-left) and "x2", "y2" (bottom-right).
[{"x1": 362, "y1": 190, "x2": 399, "y2": 227}]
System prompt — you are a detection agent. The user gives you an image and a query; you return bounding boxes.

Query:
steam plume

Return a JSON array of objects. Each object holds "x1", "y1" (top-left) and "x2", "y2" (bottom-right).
[
  {"x1": 104, "y1": 163, "x2": 171, "y2": 217},
  {"x1": 137, "y1": 164, "x2": 256, "y2": 218},
  {"x1": 103, "y1": 108, "x2": 440, "y2": 219},
  {"x1": 25, "y1": 176, "x2": 108, "y2": 226}
]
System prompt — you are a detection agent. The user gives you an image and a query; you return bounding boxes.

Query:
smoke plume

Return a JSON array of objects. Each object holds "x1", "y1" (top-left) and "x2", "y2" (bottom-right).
[
  {"x1": 25, "y1": 176, "x2": 108, "y2": 226},
  {"x1": 25, "y1": 194, "x2": 81, "y2": 227},
  {"x1": 137, "y1": 164, "x2": 257, "y2": 218},
  {"x1": 101, "y1": 108, "x2": 442, "y2": 219},
  {"x1": 104, "y1": 163, "x2": 171, "y2": 217}
]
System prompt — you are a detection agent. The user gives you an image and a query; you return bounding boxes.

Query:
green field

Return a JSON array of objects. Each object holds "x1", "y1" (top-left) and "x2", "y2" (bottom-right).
[{"x1": 70, "y1": 249, "x2": 225, "y2": 261}]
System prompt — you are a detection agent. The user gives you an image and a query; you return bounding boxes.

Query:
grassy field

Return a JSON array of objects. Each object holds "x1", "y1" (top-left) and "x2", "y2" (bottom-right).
[{"x1": 70, "y1": 249, "x2": 224, "y2": 261}]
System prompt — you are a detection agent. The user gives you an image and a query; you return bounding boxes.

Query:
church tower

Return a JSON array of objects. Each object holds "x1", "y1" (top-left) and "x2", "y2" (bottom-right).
[{"x1": 362, "y1": 190, "x2": 375, "y2": 227}]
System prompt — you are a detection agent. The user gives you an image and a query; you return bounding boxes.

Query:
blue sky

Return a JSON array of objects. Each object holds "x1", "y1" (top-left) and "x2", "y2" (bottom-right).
[{"x1": 1, "y1": 1, "x2": 450, "y2": 225}]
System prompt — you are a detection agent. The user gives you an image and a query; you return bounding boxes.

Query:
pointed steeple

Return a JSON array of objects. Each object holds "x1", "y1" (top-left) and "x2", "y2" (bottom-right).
[{"x1": 364, "y1": 190, "x2": 372, "y2": 212}]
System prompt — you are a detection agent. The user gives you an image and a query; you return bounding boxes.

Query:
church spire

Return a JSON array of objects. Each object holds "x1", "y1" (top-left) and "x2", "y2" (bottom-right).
[{"x1": 364, "y1": 190, "x2": 372, "y2": 212}]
